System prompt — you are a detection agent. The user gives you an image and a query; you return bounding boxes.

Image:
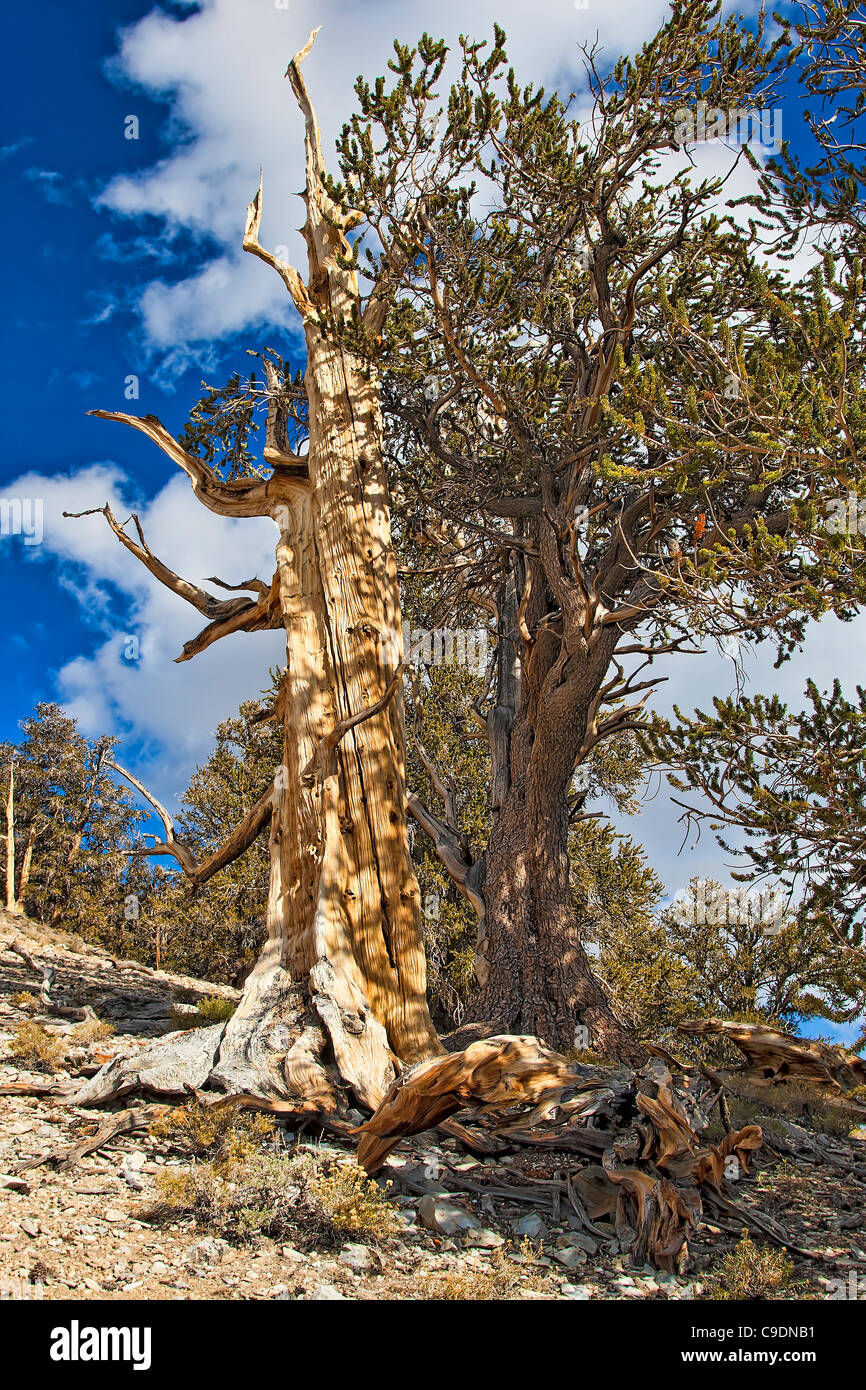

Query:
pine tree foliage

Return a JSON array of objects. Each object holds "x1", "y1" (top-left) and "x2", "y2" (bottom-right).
[
  {"x1": 0, "y1": 704, "x2": 145, "y2": 938},
  {"x1": 648, "y1": 682, "x2": 866, "y2": 1040}
]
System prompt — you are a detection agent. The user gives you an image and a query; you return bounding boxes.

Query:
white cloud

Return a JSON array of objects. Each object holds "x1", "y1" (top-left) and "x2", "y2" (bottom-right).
[
  {"x1": 139, "y1": 253, "x2": 296, "y2": 350},
  {"x1": 98, "y1": 0, "x2": 733, "y2": 352},
  {"x1": 3, "y1": 462, "x2": 285, "y2": 805}
]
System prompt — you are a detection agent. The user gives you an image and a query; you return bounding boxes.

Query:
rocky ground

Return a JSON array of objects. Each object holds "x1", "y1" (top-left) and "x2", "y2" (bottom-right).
[{"x1": 1, "y1": 911, "x2": 864, "y2": 1302}]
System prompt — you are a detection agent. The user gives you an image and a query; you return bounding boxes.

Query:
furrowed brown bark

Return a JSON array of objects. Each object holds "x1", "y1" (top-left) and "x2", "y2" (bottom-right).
[{"x1": 474, "y1": 551, "x2": 642, "y2": 1065}]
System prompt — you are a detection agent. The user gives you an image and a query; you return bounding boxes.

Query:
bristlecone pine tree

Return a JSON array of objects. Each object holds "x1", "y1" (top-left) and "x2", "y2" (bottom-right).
[
  {"x1": 330, "y1": 0, "x2": 866, "y2": 1056},
  {"x1": 74, "y1": 32, "x2": 444, "y2": 1113}
]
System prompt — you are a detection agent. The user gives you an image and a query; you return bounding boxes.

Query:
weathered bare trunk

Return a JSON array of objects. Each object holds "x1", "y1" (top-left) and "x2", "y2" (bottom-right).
[
  {"x1": 4, "y1": 764, "x2": 21, "y2": 915},
  {"x1": 18, "y1": 827, "x2": 34, "y2": 904},
  {"x1": 77, "y1": 32, "x2": 440, "y2": 1117},
  {"x1": 213, "y1": 46, "x2": 441, "y2": 1107},
  {"x1": 213, "y1": 409, "x2": 440, "y2": 1109}
]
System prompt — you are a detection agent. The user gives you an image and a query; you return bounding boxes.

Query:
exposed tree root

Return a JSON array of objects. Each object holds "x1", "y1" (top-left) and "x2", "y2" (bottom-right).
[
  {"x1": 67, "y1": 950, "x2": 401, "y2": 1118},
  {"x1": 355, "y1": 1037, "x2": 769, "y2": 1271}
]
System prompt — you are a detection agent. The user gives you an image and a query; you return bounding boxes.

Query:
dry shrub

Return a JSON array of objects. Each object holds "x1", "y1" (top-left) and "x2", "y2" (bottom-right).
[
  {"x1": 149, "y1": 1100, "x2": 274, "y2": 1167},
  {"x1": 8, "y1": 1020, "x2": 68, "y2": 1070},
  {"x1": 756, "y1": 1158, "x2": 810, "y2": 1199},
  {"x1": 305, "y1": 1160, "x2": 401, "y2": 1237},
  {"x1": 10, "y1": 991, "x2": 40, "y2": 1012},
  {"x1": 729, "y1": 1079, "x2": 856, "y2": 1138},
  {"x1": 145, "y1": 1143, "x2": 400, "y2": 1248},
  {"x1": 707, "y1": 1233, "x2": 801, "y2": 1300},
  {"x1": 73, "y1": 1017, "x2": 115, "y2": 1045},
  {"x1": 420, "y1": 1244, "x2": 550, "y2": 1300},
  {"x1": 8, "y1": 1014, "x2": 115, "y2": 1069}
]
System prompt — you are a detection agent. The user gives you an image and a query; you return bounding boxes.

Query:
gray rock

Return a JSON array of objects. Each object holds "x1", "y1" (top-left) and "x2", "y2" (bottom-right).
[
  {"x1": 393, "y1": 1210, "x2": 419, "y2": 1230},
  {"x1": 0, "y1": 1175, "x2": 30, "y2": 1194},
  {"x1": 417, "y1": 1195, "x2": 482, "y2": 1236},
  {"x1": 307, "y1": 1284, "x2": 348, "y2": 1300},
  {"x1": 184, "y1": 1236, "x2": 229, "y2": 1266},
  {"x1": 339, "y1": 1243, "x2": 374, "y2": 1271},
  {"x1": 514, "y1": 1213, "x2": 548, "y2": 1241},
  {"x1": 556, "y1": 1231, "x2": 598, "y2": 1256},
  {"x1": 554, "y1": 1246, "x2": 587, "y2": 1269},
  {"x1": 463, "y1": 1227, "x2": 505, "y2": 1249}
]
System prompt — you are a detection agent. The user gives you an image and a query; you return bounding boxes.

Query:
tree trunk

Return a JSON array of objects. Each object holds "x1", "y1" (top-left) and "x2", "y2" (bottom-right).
[
  {"x1": 212, "y1": 442, "x2": 440, "y2": 1110},
  {"x1": 4, "y1": 764, "x2": 21, "y2": 915},
  {"x1": 478, "y1": 774, "x2": 638, "y2": 1062},
  {"x1": 474, "y1": 550, "x2": 641, "y2": 1064},
  {"x1": 78, "y1": 33, "x2": 441, "y2": 1117}
]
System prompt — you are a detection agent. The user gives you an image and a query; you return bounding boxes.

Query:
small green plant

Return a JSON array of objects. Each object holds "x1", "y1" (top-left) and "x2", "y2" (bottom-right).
[
  {"x1": 194, "y1": 996, "x2": 237, "y2": 1023},
  {"x1": 8, "y1": 1020, "x2": 68, "y2": 1070},
  {"x1": 707, "y1": 1233, "x2": 799, "y2": 1300},
  {"x1": 169, "y1": 996, "x2": 236, "y2": 1030},
  {"x1": 756, "y1": 1158, "x2": 809, "y2": 1199}
]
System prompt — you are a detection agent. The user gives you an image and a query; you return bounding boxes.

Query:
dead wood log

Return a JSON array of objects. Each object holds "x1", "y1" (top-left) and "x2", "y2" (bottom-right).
[
  {"x1": 679, "y1": 1018, "x2": 866, "y2": 1092},
  {"x1": 8, "y1": 940, "x2": 98, "y2": 1023},
  {"x1": 356, "y1": 1037, "x2": 767, "y2": 1271},
  {"x1": 0, "y1": 1081, "x2": 78, "y2": 1097},
  {"x1": 14, "y1": 1105, "x2": 170, "y2": 1174}
]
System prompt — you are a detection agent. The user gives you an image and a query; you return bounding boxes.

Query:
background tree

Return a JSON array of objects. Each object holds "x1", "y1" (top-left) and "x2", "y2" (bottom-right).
[
  {"x1": 145, "y1": 694, "x2": 281, "y2": 984},
  {"x1": 596, "y1": 874, "x2": 864, "y2": 1049},
  {"x1": 648, "y1": 683, "x2": 866, "y2": 1039},
  {"x1": 0, "y1": 704, "x2": 144, "y2": 938}
]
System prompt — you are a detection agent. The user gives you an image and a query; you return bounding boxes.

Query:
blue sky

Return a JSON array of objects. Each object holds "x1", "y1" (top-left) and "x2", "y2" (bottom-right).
[{"x1": 0, "y1": 0, "x2": 863, "y2": 1047}]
